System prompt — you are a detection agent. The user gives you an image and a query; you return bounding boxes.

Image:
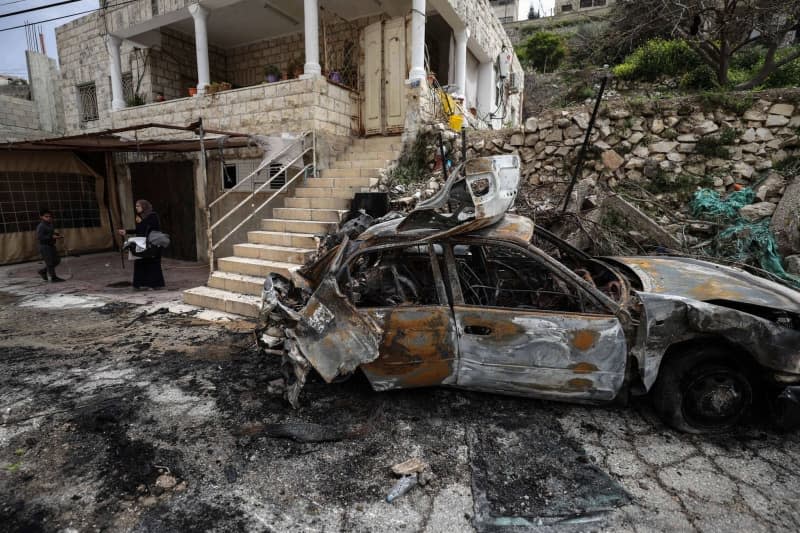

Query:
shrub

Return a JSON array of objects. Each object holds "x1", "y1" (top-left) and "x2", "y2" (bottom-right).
[
  {"x1": 695, "y1": 128, "x2": 737, "y2": 159},
  {"x1": 680, "y1": 64, "x2": 719, "y2": 90},
  {"x1": 612, "y1": 39, "x2": 700, "y2": 81},
  {"x1": 698, "y1": 92, "x2": 754, "y2": 115},
  {"x1": 521, "y1": 32, "x2": 567, "y2": 72}
]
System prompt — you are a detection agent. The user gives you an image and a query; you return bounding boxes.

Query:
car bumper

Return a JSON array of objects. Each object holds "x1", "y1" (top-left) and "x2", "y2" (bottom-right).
[{"x1": 773, "y1": 386, "x2": 800, "y2": 430}]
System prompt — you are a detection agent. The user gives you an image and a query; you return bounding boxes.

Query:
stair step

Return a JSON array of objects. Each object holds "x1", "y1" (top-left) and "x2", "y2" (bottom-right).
[
  {"x1": 260, "y1": 218, "x2": 336, "y2": 234},
  {"x1": 330, "y1": 159, "x2": 388, "y2": 169},
  {"x1": 248, "y1": 230, "x2": 318, "y2": 248},
  {"x1": 218, "y1": 256, "x2": 299, "y2": 278},
  {"x1": 207, "y1": 271, "x2": 265, "y2": 297},
  {"x1": 320, "y1": 168, "x2": 381, "y2": 178},
  {"x1": 293, "y1": 187, "x2": 368, "y2": 199},
  {"x1": 285, "y1": 197, "x2": 350, "y2": 209},
  {"x1": 233, "y1": 243, "x2": 314, "y2": 263},
  {"x1": 183, "y1": 286, "x2": 261, "y2": 317},
  {"x1": 350, "y1": 137, "x2": 403, "y2": 152},
  {"x1": 273, "y1": 207, "x2": 348, "y2": 222},
  {"x1": 336, "y1": 150, "x2": 399, "y2": 162}
]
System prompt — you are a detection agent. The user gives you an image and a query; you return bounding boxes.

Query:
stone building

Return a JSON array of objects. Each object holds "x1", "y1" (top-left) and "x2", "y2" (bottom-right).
[
  {"x1": 49, "y1": 0, "x2": 523, "y2": 314},
  {"x1": 556, "y1": 0, "x2": 615, "y2": 16},
  {"x1": 489, "y1": 0, "x2": 520, "y2": 23}
]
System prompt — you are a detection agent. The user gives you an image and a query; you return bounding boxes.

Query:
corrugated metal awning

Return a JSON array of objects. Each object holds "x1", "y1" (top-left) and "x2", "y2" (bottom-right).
[{"x1": 0, "y1": 122, "x2": 254, "y2": 153}]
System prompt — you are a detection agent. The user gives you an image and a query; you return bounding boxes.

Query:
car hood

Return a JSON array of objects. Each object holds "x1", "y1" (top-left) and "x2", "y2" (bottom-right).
[{"x1": 607, "y1": 256, "x2": 800, "y2": 313}]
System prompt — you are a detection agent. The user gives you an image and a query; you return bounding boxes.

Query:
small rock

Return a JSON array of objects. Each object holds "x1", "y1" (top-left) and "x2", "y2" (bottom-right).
[
  {"x1": 556, "y1": 118, "x2": 571, "y2": 128},
  {"x1": 766, "y1": 114, "x2": 790, "y2": 127},
  {"x1": 573, "y1": 113, "x2": 589, "y2": 129},
  {"x1": 743, "y1": 109, "x2": 767, "y2": 121},
  {"x1": 602, "y1": 150, "x2": 625, "y2": 171},
  {"x1": 740, "y1": 128, "x2": 757, "y2": 142},
  {"x1": 785, "y1": 255, "x2": 800, "y2": 276},
  {"x1": 632, "y1": 146, "x2": 649, "y2": 158},
  {"x1": 594, "y1": 140, "x2": 612, "y2": 151},
  {"x1": 650, "y1": 118, "x2": 665, "y2": 134},
  {"x1": 609, "y1": 108, "x2": 631, "y2": 119},
  {"x1": 739, "y1": 202, "x2": 777, "y2": 221},
  {"x1": 676, "y1": 133, "x2": 698, "y2": 142},
  {"x1": 155, "y1": 474, "x2": 177, "y2": 490},
  {"x1": 524, "y1": 117, "x2": 539, "y2": 131},
  {"x1": 472, "y1": 139, "x2": 485, "y2": 151},
  {"x1": 524, "y1": 133, "x2": 538, "y2": 146},
  {"x1": 545, "y1": 129, "x2": 563, "y2": 142},
  {"x1": 629, "y1": 132, "x2": 644, "y2": 144},
  {"x1": 732, "y1": 161, "x2": 755, "y2": 179},
  {"x1": 769, "y1": 103, "x2": 795, "y2": 116},
  {"x1": 755, "y1": 127, "x2": 774, "y2": 141},
  {"x1": 694, "y1": 120, "x2": 719, "y2": 135},
  {"x1": 649, "y1": 141, "x2": 679, "y2": 153},
  {"x1": 509, "y1": 133, "x2": 525, "y2": 146}
]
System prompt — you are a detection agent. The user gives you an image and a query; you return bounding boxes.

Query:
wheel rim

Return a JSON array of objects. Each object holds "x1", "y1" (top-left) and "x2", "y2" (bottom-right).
[{"x1": 682, "y1": 367, "x2": 752, "y2": 430}]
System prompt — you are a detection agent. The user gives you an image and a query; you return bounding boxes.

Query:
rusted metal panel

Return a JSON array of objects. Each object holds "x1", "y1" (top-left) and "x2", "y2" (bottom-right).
[
  {"x1": 610, "y1": 256, "x2": 800, "y2": 312},
  {"x1": 292, "y1": 277, "x2": 382, "y2": 383},
  {"x1": 633, "y1": 292, "x2": 800, "y2": 390},
  {"x1": 359, "y1": 306, "x2": 458, "y2": 390},
  {"x1": 453, "y1": 306, "x2": 627, "y2": 402}
]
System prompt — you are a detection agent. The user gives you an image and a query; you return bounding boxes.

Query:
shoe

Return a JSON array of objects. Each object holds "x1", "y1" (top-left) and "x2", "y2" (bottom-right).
[
  {"x1": 38, "y1": 269, "x2": 48, "y2": 281},
  {"x1": 50, "y1": 277, "x2": 66, "y2": 282}
]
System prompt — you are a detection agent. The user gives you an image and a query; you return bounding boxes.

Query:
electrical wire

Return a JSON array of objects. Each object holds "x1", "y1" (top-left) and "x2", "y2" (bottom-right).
[
  {"x1": 0, "y1": 0, "x2": 87, "y2": 19},
  {"x1": 0, "y1": 0, "x2": 138, "y2": 32}
]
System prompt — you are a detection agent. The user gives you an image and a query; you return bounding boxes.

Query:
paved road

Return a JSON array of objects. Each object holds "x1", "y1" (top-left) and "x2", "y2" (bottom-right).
[{"x1": 1, "y1": 273, "x2": 799, "y2": 532}]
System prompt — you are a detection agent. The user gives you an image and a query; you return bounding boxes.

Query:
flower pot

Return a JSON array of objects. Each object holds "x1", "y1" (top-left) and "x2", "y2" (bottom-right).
[
  {"x1": 266, "y1": 74, "x2": 279, "y2": 83},
  {"x1": 188, "y1": 87, "x2": 197, "y2": 96}
]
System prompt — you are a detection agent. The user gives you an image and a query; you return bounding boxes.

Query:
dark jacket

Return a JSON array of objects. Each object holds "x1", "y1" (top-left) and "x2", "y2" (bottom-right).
[
  {"x1": 37, "y1": 221, "x2": 56, "y2": 245},
  {"x1": 126, "y1": 212, "x2": 162, "y2": 259}
]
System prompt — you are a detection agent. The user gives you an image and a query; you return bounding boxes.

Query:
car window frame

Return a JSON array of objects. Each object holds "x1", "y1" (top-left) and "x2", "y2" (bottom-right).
[
  {"x1": 442, "y1": 236, "x2": 623, "y2": 317},
  {"x1": 336, "y1": 240, "x2": 450, "y2": 309}
]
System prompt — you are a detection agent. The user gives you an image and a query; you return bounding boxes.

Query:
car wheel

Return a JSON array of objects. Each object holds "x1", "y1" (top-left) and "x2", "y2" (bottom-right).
[{"x1": 652, "y1": 349, "x2": 753, "y2": 433}]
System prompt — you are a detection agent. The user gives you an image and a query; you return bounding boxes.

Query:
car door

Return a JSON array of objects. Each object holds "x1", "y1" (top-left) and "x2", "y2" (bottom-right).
[
  {"x1": 445, "y1": 239, "x2": 627, "y2": 402},
  {"x1": 348, "y1": 243, "x2": 460, "y2": 391}
]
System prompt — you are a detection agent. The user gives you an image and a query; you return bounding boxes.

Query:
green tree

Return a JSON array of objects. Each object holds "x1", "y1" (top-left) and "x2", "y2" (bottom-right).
[
  {"x1": 522, "y1": 31, "x2": 567, "y2": 72},
  {"x1": 607, "y1": 0, "x2": 800, "y2": 89}
]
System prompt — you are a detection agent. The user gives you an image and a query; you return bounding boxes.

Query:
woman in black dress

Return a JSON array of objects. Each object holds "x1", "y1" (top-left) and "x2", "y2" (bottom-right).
[{"x1": 118, "y1": 199, "x2": 166, "y2": 290}]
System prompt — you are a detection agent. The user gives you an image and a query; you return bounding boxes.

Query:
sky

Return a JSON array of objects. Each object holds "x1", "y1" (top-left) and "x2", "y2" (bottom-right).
[{"x1": 0, "y1": 0, "x2": 556, "y2": 80}]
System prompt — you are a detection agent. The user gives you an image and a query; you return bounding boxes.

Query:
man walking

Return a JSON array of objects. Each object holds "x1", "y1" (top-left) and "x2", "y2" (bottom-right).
[{"x1": 36, "y1": 209, "x2": 65, "y2": 282}]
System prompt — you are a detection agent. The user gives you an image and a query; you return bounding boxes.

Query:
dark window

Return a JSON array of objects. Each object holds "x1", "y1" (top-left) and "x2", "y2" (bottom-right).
[
  {"x1": 594, "y1": 0, "x2": 606, "y2": 6},
  {"x1": 346, "y1": 245, "x2": 440, "y2": 308},
  {"x1": 77, "y1": 82, "x2": 98, "y2": 123},
  {"x1": 222, "y1": 164, "x2": 237, "y2": 189},
  {"x1": 0, "y1": 172, "x2": 101, "y2": 234},
  {"x1": 561, "y1": 3, "x2": 573, "y2": 12},
  {"x1": 580, "y1": 0, "x2": 592, "y2": 7}
]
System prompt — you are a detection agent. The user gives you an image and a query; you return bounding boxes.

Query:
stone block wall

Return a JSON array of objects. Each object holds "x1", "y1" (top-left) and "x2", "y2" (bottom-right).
[
  {"x1": 150, "y1": 28, "x2": 226, "y2": 100},
  {"x1": 0, "y1": 96, "x2": 42, "y2": 141}
]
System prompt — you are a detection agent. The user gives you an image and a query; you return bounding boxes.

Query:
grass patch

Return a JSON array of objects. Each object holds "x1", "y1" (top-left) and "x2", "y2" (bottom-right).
[{"x1": 698, "y1": 91, "x2": 755, "y2": 115}]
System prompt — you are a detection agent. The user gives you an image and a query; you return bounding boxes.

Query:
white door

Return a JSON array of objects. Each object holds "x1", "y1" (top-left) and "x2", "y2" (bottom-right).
[
  {"x1": 383, "y1": 17, "x2": 406, "y2": 133},
  {"x1": 362, "y1": 17, "x2": 407, "y2": 135},
  {"x1": 363, "y1": 21, "x2": 383, "y2": 135}
]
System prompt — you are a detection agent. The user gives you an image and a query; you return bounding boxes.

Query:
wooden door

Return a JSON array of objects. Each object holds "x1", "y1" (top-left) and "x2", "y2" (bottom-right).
[
  {"x1": 383, "y1": 17, "x2": 407, "y2": 133},
  {"x1": 363, "y1": 21, "x2": 383, "y2": 135},
  {"x1": 129, "y1": 161, "x2": 197, "y2": 261},
  {"x1": 362, "y1": 17, "x2": 407, "y2": 135}
]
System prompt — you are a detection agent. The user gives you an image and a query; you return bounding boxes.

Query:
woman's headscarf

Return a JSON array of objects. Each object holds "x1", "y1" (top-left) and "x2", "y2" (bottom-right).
[{"x1": 136, "y1": 199, "x2": 153, "y2": 219}]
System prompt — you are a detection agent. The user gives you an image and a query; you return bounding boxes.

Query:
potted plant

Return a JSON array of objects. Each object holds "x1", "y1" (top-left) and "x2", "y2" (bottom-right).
[
  {"x1": 287, "y1": 56, "x2": 304, "y2": 79},
  {"x1": 264, "y1": 65, "x2": 281, "y2": 83}
]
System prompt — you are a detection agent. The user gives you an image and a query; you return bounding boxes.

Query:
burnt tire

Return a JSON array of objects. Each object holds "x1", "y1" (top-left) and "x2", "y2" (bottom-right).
[{"x1": 652, "y1": 348, "x2": 753, "y2": 434}]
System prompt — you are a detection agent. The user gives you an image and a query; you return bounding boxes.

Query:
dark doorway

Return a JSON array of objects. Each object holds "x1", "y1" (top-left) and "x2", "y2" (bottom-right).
[{"x1": 129, "y1": 161, "x2": 197, "y2": 261}]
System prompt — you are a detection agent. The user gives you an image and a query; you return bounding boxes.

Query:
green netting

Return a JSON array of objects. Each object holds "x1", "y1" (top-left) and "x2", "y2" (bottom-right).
[
  {"x1": 690, "y1": 188, "x2": 755, "y2": 220},
  {"x1": 690, "y1": 188, "x2": 800, "y2": 289}
]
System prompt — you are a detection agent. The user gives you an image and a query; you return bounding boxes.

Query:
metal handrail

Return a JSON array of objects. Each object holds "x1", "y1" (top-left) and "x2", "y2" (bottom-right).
[
  {"x1": 206, "y1": 131, "x2": 316, "y2": 273},
  {"x1": 208, "y1": 130, "x2": 310, "y2": 211}
]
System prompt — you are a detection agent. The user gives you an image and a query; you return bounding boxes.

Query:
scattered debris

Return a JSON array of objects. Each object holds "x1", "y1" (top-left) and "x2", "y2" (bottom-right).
[
  {"x1": 391, "y1": 457, "x2": 429, "y2": 476},
  {"x1": 386, "y1": 475, "x2": 418, "y2": 503}
]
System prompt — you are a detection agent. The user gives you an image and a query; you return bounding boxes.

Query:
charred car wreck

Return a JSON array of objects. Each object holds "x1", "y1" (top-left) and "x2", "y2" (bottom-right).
[{"x1": 257, "y1": 155, "x2": 800, "y2": 433}]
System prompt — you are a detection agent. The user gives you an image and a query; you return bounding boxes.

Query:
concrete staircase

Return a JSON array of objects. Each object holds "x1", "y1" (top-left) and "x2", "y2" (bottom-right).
[{"x1": 183, "y1": 136, "x2": 402, "y2": 317}]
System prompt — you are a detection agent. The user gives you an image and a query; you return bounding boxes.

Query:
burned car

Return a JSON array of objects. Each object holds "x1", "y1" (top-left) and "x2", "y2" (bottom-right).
[{"x1": 257, "y1": 155, "x2": 800, "y2": 434}]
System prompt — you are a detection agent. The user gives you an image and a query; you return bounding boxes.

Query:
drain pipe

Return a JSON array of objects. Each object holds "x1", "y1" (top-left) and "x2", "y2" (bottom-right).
[{"x1": 561, "y1": 75, "x2": 608, "y2": 212}]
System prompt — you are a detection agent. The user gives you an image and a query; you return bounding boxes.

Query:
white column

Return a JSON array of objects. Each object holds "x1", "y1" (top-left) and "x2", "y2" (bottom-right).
[
  {"x1": 301, "y1": 0, "x2": 321, "y2": 78},
  {"x1": 454, "y1": 28, "x2": 469, "y2": 95},
  {"x1": 106, "y1": 35, "x2": 126, "y2": 111},
  {"x1": 477, "y1": 60, "x2": 495, "y2": 121},
  {"x1": 408, "y1": 0, "x2": 426, "y2": 81},
  {"x1": 189, "y1": 3, "x2": 211, "y2": 95}
]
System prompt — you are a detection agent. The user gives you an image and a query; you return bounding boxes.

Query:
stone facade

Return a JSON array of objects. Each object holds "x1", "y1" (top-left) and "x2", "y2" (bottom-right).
[{"x1": 0, "y1": 96, "x2": 43, "y2": 141}]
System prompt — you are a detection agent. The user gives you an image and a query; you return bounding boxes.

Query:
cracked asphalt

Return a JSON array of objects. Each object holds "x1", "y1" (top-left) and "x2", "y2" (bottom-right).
[{"x1": 1, "y1": 255, "x2": 800, "y2": 532}]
